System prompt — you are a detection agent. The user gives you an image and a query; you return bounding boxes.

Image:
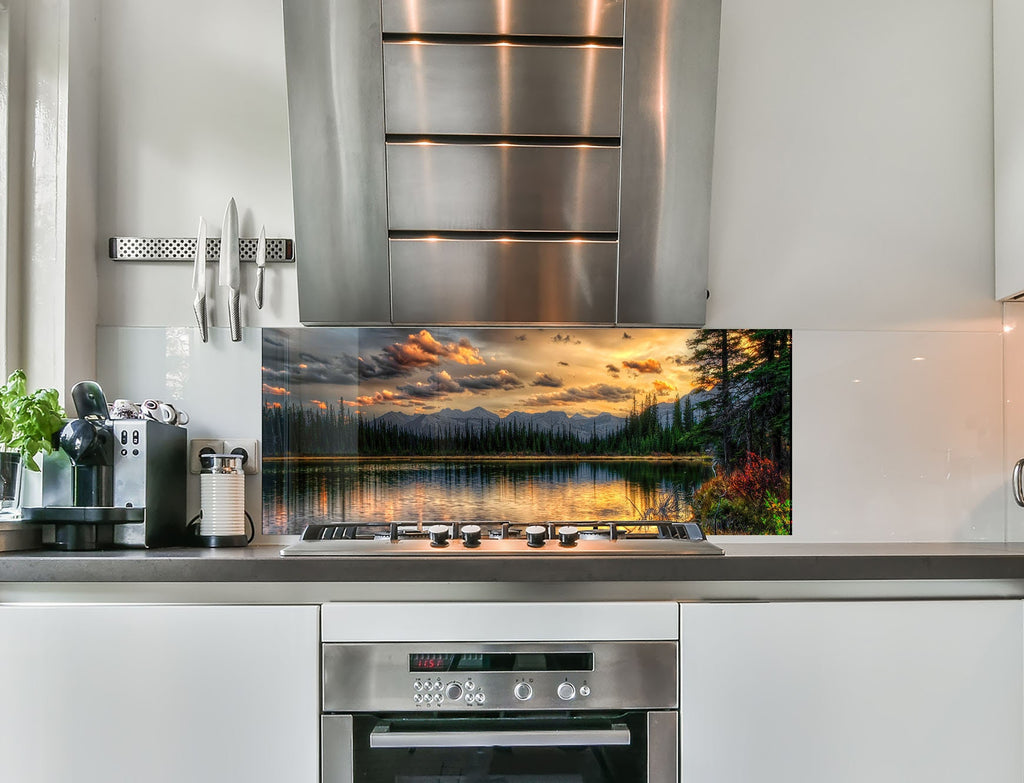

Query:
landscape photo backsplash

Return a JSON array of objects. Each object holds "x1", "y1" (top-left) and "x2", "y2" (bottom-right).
[{"x1": 262, "y1": 328, "x2": 792, "y2": 535}]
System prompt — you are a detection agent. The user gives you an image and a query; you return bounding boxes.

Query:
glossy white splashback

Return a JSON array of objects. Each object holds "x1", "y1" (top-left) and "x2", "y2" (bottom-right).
[
  {"x1": 96, "y1": 327, "x2": 263, "y2": 535},
  {"x1": 96, "y1": 326, "x2": 1008, "y2": 542},
  {"x1": 793, "y1": 331, "x2": 1004, "y2": 542}
]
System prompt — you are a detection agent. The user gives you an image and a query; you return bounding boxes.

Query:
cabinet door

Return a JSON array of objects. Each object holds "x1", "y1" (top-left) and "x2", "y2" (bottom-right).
[
  {"x1": 680, "y1": 601, "x2": 1023, "y2": 783},
  {"x1": 0, "y1": 604, "x2": 319, "y2": 783}
]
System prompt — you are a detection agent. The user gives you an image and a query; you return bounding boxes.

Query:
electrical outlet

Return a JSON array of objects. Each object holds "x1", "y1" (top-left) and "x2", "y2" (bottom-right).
[
  {"x1": 189, "y1": 439, "x2": 224, "y2": 474},
  {"x1": 223, "y1": 438, "x2": 260, "y2": 475}
]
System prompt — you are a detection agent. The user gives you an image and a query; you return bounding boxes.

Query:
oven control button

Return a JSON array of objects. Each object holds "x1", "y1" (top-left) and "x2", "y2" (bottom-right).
[
  {"x1": 474, "y1": 692, "x2": 486, "y2": 705},
  {"x1": 557, "y1": 682, "x2": 576, "y2": 701},
  {"x1": 413, "y1": 694, "x2": 422, "y2": 705},
  {"x1": 525, "y1": 525, "x2": 547, "y2": 547},
  {"x1": 428, "y1": 524, "x2": 450, "y2": 547},
  {"x1": 413, "y1": 680, "x2": 423, "y2": 691},
  {"x1": 513, "y1": 682, "x2": 533, "y2": 701},
  {"x1": 557, "y1": 525, "x2": 579, "y2": 546},
  {"x1": 465, "y1": 680, "x2": 475, "y2": 691},
  {"x1": 465, "y1": 694, "x2": 474, "y2": 705},
  {"x1": 579, "y1": 685, "x2": 591, "y2": 697},
  {"x1": 434, "y1": 693, "x2": 443, "y2": 704},
  {"x1": 445, "y1": 682, "x2": 464, "y2": 701},
  {"x1": 461, "y1": 524, "x2": 482, "y2": 547}
]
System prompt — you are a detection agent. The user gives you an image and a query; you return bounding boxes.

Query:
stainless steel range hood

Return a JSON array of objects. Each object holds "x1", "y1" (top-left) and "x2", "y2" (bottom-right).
[{"x1": 284, "y1": 0, "x2": 721, "y2": 326}]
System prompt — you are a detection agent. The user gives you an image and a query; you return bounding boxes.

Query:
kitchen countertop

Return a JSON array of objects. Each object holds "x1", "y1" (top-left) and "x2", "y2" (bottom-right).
[{"x1": 3, "y1": 542, "x2": 1024, "y2": 603}]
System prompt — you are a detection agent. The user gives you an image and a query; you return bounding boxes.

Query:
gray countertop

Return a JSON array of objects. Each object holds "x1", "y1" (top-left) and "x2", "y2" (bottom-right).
[{"x1": 3, "y1": 541, "x2": 1024, "y2": 584}]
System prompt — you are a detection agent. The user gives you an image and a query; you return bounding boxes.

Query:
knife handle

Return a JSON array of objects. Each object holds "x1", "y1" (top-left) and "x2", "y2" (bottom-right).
[
  {"x1": 228, "y1": 289, "x2": 241, "y2": 342},
  {"x1": 255, "y1": 267, "x2": 265, "y2": 310},
  {"x1": 193, "y1": 294, "x2": 209, "y2": 343}
]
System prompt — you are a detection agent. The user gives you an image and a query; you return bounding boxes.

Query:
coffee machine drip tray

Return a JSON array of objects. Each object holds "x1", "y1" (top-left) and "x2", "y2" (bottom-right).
[
  {"x1": 20, "y1": 506, "x2": 146, "y2": 551},
  {"x1": 21, "y1": 507, "x2": 145, "y2": 523}
]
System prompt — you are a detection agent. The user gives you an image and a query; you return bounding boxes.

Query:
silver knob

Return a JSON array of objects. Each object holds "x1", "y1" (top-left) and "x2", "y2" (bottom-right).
[
  {"x1": 445, "y1": 682, "x2": 464, "y2": 701},
  {"x1": 513, "y1": 682, "x2": 533, "y2": 701},
  {"x1": 557, "y1": 682, "x2": 576, "y2": 701}
]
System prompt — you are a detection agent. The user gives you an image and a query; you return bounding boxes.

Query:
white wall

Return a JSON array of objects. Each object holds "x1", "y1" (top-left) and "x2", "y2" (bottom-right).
[{"x1": 90, "y1": 0, "x2": 1004, "y2": 541}]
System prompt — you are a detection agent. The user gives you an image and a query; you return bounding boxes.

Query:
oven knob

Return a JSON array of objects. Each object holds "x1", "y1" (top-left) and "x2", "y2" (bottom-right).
[
  {"x1": 413, "y1": 694, "x2": 422, "y2": 705},
  {"x1": 513, "y1": 682, "x2": 533, "y2": 701},
  {"x1": 557, "y1": 526, "x2": 579, "y2": 547},
  {"x1": 461, "y1": 524, "x2": 482, "y2": 548},
  {"x1": 525, "y1": 525, "x2": 547, "y2": 547},
  {"x1": 557, "y1": 682, "x2": 576, "y2": 701},
  {"x1": 579, "y1": 685, "x2": 591, "y2": 697},
  {"x1": 465, "y1": 680, "x2": 475, "y2": 691},
  {"x1": 474, "y1": 692, "x2": 485, "y2": 704},
  {"x1": 413, "y1": 680, "x2": 423, "y2": 691},
  {"x1": 428, "y1": 524, "x2": 450, "y2": 547},
  {"x1": 445, "y1": 682, "x2": 464, "y2": 701}
]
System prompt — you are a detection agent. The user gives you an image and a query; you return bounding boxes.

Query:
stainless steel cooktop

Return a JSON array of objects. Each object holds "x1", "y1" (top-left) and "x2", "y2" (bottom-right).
[{"x1": 280, "y1": 520, "x2": 723, "y2": 557}]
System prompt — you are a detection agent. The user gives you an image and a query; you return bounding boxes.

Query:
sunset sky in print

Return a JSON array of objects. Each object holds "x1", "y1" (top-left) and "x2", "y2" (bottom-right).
[{"x1": 262, "y1": 328, "x2": 706, "y2": 418}]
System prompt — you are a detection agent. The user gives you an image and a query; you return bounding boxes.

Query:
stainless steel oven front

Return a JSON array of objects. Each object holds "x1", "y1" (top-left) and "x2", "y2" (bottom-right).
[{"x1": 321, "y1": 641, "x2": 678, "y2": 782}]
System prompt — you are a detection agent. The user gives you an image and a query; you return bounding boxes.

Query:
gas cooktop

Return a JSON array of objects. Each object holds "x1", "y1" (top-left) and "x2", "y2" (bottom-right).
[{"x1": 280, "y1": 520, "x2": 723, "y2": 557}]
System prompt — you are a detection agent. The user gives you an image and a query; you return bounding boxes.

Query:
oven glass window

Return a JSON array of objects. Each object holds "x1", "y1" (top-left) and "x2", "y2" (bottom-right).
[{"x1": 350, "y1": 713, "x2": 648, "y2": 783}]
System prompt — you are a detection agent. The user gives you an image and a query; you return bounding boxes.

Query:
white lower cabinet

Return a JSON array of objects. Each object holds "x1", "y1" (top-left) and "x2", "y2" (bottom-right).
[
  {"x1": 0, "y1": 604, "x2": 319, "y2": 783},
  {"x1": 679, "y1": 600, "x2": 1023, "y2": 783}
]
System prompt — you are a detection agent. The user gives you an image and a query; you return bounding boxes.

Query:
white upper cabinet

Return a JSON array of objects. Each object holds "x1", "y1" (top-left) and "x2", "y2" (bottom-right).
[{"x1": 995, "y1": 0, "x2": 1024, "y2": 300}]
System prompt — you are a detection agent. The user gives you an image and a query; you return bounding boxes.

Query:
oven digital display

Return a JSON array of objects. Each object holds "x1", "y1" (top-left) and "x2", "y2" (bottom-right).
[{"x1": 409, "y1": 652, "x2": 594, "y2": 673}]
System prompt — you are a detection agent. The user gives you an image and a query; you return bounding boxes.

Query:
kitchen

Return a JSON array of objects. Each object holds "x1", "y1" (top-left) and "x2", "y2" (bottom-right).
[{"x1": 1, "y1": 0, "x2": 1023, "y2": 782}]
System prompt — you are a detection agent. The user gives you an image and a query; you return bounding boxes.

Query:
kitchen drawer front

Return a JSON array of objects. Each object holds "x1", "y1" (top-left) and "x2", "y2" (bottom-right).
[
  {"x1": 381, "y1": 0, "x2": 625, "y2": 37},
  {"x1": 386, "y1": 143, "x2": 621, "y2": 232},
  {"x1": 384, "y1": 42, "x2": 623, "y2": 137},
  {"x1": 390, "y1": 239, "x2": 617, "y2": 323}
]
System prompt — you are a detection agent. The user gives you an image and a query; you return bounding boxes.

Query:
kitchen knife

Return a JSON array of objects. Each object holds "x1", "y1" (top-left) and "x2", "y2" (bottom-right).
[
  {"x1": 219, "y1": 197, "x2": 241, "y2": 342},
  {"x1": 192, "y1": 216, "x2": 209, "y2": 342},
  {"x1": 254, "y1": 224, "x2": 266, "y2": 310}
]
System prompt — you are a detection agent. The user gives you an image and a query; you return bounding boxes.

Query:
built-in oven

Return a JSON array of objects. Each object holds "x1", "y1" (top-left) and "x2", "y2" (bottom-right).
[{"x1": 322, "y1": 641, "x2": 678, "y2": 782}]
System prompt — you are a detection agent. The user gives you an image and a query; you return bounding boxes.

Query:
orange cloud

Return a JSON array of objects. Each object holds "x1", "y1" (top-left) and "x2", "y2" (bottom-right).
[
  {"x1": 623, "y1": 358, "x2": 662, "y2": 374},
  {"x1": 652, "y1": 380, "x2": 675, "y2": 395},
  {"x1": 265, "y1": 401, "x2": 282, "y2": 410},
  {"x1": 355, "y1": 389, "x2": 414, "y2": 407},
  {"x1": 379, "y1": 329, "x2": 486, "y2": 371},
  {"x1": 309, "y1": 399, "x2": 328, "y2": 410},
  {"x1": 262, "y1": 383, "x2": 290, "y2": 396}
]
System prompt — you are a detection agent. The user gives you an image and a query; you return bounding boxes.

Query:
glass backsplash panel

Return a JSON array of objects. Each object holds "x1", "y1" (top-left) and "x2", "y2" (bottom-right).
[{"x1": 262, "y1": 328, "x2": 792, "y2": 535}]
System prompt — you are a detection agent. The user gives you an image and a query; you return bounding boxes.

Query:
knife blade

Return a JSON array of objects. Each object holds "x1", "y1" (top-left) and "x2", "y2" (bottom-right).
[
  {"x1": 192, "y1": 217, "x2": 209, "y2": 342},
  {"x1": 219, "y1": 197, "x2": 241, "y2": 342},
  {"x1": 254, "y1": 224, "x2": 266, "y2": 310}
]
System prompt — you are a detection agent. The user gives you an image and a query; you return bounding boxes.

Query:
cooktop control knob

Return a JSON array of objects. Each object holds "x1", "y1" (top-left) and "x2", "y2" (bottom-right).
[
  {"x1": 461, "y1": 524, "x2": 482, "y2": 548},
  {"x1": 525, "y1": 525, "x2": 547, "y2": 548},
  {"x1": 445, "y1": 682, "x2": 464, "y2": 702},
  {"x1": 514, "y1": 682, "x2": 533, "y2": 701},
  {"x1": 557, "y1": 525, "x2": 579, "y2": 547},
  {"x1": 428, "y1": 524, "x2": 450, "y2": 547},
  {"x1": 557, "y1": 682, "x2": 576, "y2": 701}
]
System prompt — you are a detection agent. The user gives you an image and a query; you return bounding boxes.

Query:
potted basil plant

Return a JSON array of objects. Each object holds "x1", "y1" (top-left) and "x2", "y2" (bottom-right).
[{"x1": 0, "y1": 370, "x2": 65, "y2": 513}]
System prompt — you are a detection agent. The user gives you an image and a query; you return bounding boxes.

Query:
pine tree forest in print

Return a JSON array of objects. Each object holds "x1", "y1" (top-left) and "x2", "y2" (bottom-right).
[{"x1": 262, "y1": 328, "x2": 792, "y2": 535}]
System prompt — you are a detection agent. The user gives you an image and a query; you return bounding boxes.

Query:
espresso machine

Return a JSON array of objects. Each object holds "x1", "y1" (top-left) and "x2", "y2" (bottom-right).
[{"x1": 22, "y1": 381, "x2": 187, "y2": 550}]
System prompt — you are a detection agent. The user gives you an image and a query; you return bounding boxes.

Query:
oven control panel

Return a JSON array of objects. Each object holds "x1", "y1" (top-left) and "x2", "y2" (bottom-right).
[
  {"x1": 322, "y1": 641, "x2": 677, "y2": 713},
  {"x1": 409, "y1": 674, "x2": 592, "y2": 709}
]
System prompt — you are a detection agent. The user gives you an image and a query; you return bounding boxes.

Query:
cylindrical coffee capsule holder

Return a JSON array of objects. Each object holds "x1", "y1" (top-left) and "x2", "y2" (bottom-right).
[{"x1": 198, "y1": 453, "x2": 248, "y2": 547}]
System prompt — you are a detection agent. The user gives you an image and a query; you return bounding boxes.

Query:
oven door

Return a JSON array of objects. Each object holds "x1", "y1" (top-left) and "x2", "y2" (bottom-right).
[{"x1": 323, "y1": 711, "x2": 677, "y2": 783}]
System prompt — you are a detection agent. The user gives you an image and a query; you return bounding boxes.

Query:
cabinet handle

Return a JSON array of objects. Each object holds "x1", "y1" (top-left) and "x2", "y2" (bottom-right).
[{"x1": 1013, "y1": 458, "x2": 1024, "y2": 507}]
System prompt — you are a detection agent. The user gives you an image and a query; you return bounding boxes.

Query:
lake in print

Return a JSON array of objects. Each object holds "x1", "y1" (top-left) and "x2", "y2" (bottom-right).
[{"x1": 262, "y1": 458, "x2": 714, "y2": 535}]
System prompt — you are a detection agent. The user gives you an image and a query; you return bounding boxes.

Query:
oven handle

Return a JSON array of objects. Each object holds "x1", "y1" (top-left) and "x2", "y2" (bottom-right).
[{"x1": 369, "y1": 722, "x2": 631, "y2": 749}]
